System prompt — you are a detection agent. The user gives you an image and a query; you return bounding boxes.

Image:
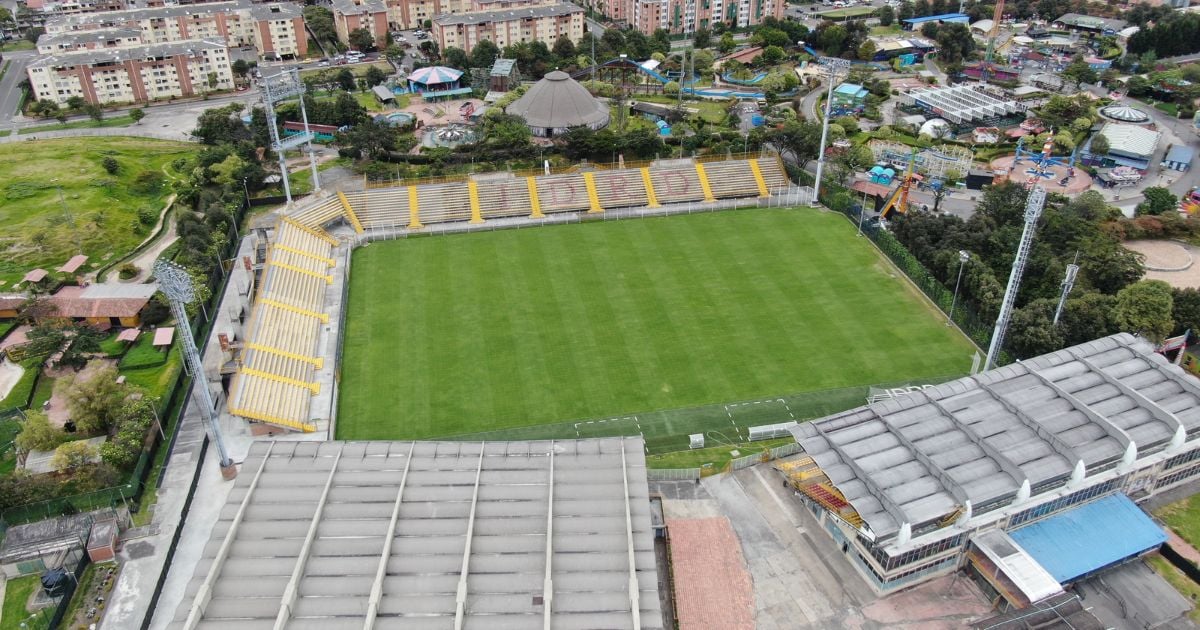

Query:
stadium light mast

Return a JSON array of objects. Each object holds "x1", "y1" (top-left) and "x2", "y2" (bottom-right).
[
  {"x1": 261, "y1": 68, "x2": 320, "y2": 207},
  {"x1": 813, "y1": 57, "x2": 851, "y2": 205},
  {"x1": 984, "y1": 186, "x2": 1047, "y2": 371},
  {"x1": 155, "y1": 260, "x2": 235, "y2": 478},
  {"x1": 1053, "y1": 254, "x2": 1080, "y2": 326}
]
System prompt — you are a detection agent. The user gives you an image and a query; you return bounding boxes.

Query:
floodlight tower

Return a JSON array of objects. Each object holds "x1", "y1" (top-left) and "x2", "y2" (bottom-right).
[
  {"x1": 154, "y1": 260, "x2": 235, "y2": 477},
  {"x1": 984, "y1": 185, "x2": 1047, "y2": 371},
  {"x1": 813, "y1": 57, "x2": 852, "y2": 205},
  {"x1": 1053, "y1": 257, "x2": 1080, "y2": 326},
  {"x1": 261, "y1": 69, "x2": 320, "y2": 206}
]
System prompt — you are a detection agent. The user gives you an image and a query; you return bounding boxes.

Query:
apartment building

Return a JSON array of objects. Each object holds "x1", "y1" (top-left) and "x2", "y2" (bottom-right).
[
  {"x1": 43, "y1": 0, "x2": 306, "y2": 59},
  {"x1": 37, "y1": 28, "x2": 144, "y2": 54},
  {"x1": 382, "y1": 0, "x2": 544, "y2": 31},
  {"x1": 432, "y1": 3, "x2": 584, "y2": 54},
  {"x1": 332, "y1": 0, "x2": 390, "y2": 46},
  {"x1": 24, "y1": 0, "x2": 244, "y2": 16},
  {"x1": 27, "y1": 39, "x2": 235, "y2": 105},
  {"x1": 581, "y1": 0, "x2": 783, "y2": 35}
]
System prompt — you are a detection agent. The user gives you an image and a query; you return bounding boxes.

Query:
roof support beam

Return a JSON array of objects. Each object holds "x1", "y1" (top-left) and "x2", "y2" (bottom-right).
[
  {"x1": 364, "y1": 443, "x2": 416, "y2": 630},
  {"x1": 925, "y1": 394, "x2": 1029, "y2": 500},
  {"x1": 1025, "y1": 367, "x2": 1137, "y2": 467},
  {"x1": 454, "y1": 444, "x2": 485, "y2": 630},
  {"x1": 807, "y1": 418, "x2": 911, "y2": 540},
  {"x1": 620, "y1": 440, "x2": 642, "y2": 630},
  {"x1": 870, "y1": 407, "x2": 972, "y2": 507},
  {"x1": 977, "y1": 380, "x2": 1086, "y2": 473},
  {"x1": 542, "y1": 446, "x2": 555, "y2": 630},
  {"x1": 1074, "y1": 354, "x2": 1185, "y2": 451},
  {"x1": 275, "y1": 445, "x2": 343, "y2": 630},
  {"x1": 183, "y1": 442, "x2": 276, "y2": 630}
]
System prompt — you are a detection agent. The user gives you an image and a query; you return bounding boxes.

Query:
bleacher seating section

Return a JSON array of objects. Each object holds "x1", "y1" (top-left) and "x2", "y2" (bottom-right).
[
  {"x1": 293, "y1": 156, "x2": 789, "y2": 232},
  {"x1": 227, "y1": 220, "x2": 336, "y2": 432}
]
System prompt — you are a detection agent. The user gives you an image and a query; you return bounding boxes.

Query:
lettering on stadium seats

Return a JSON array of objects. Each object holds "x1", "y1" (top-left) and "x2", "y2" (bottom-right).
[
  {"x1": 606, "y1": 173, "x2": 637, "y2": 200},
  {"x1": 546, "y1": 180, "x2": 577, "y2": 206},
  {"x1": 660, "y1": 171, "x2": 691, "y2": 194}
]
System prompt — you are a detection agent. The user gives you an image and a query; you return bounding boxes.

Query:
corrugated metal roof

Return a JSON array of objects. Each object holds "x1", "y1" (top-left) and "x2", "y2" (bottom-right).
[
  {"x1": 1099, "y1": 123, "x2": 1160, "y2": 159},
  {"x1": 168, "y1": 438, "x2": 665, "y2": 630},
  {"x1": 791, "y1": 334, "x2": 1200, "y2": 541},
  {"x1": 1009, "y1": 493, "x2": 1165, "y2": 582}
]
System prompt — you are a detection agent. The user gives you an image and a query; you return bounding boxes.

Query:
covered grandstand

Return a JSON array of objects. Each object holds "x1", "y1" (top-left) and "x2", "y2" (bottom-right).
[
  {"x1": 900, "y1": 85, "x2": 1023, "y2": 125},
  {"x1": 224, "y1": 155, "x2": 790, "y2": 434},
  {"x1": 168, "y1": 437, "x2": 665, "y2": 630},
  {"x1": 777, "y1": 333, "x2": 1197, "y2": 598}
]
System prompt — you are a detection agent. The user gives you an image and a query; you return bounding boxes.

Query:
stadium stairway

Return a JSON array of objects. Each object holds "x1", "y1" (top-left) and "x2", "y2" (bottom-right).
[
  {"x1": 475, "y1": 175, "x2": 535, "y2": 219},
  {"x1": 417, "y1": 182, "x2": 472, "y2": 224},
  {"x1": 701, "y1": 160, "x2": 766, "y2": 199},
  {"x1": 755, "y1": 157, "x2": 790, "y2": 191}
]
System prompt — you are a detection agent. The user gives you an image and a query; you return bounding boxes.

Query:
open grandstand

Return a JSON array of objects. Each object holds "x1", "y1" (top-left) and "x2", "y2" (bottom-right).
[
  {"x1": 776, "y1": 333, "x2": 1200, "y2": 602},
  {"x1": 222, "y1": 154, "x2": 795, "y2": 435}
]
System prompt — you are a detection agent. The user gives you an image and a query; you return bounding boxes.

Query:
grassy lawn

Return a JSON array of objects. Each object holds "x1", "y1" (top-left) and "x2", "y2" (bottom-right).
[
  {"x1": 0, "y1": 416, "x2": 19, "y2": 476},
  {"x1": 0, "y1": 360, "x2": 40, "y2": 412},
  {"x1": 1146, "y1": 554, "x2": 1200, "y2": 622},
  {"x1": 819, "y1": 5, "x2": 876, "y2": 18},
  {"x1": 1155, "y1": 493, "x2": 1200, "y2": 548},
  {"x1": 29, "y1": 373, "x2": 54, "y2": 411},
  {"x1": 647, "y1": 437, "x2": 794, "y2": 469},
  {"x1": 300, "y1": 61, "x2": 394, "y2": 82},
  {"x1": 120, "y1": 349, "x2": 182, "y2": 401},
  {"x1": 0, "y1": 137, "x2": 193, "y2": 287},
  {"x1": 870, "y1": 24, "x2": 902, "y2": 35},
  {"x1": 118, "y1": 334, "x2": 169, "y2": 370},
  {"x1": 1, "y1": 575, "x2": 41, "y2": 630},
  {"x1": 0, "y1": 39, "x2": 34, "y2": 52},
  {"x1": 338, "y1": 208, "x2": 976, "y2": 446},
  {"x1": 99, "y1": 331, "x2": 132, "y2": 357},
  {"x1": 19, "y1": 115, "x2": 135, "y2": 135}
]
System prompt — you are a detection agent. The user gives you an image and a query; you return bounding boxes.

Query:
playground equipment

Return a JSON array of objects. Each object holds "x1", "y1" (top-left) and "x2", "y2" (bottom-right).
[
  {"x1": 1182, "y1": 188, "x2": 1200, "y2": 215},
  {"x1": 869, "y1": 140, "x2": 975, "y2": 179},
  {"x1": 880, "y1": 148, "x2": 919, "y2": 219},
  {"x1": 978, "y1": 0, "x2": 1007, "y2": 81},
  {"x1": 1013, "y1": 133, "x2": 1077, "y2": 184},
  {"x1": 1104, "y1": 166, "x2": 1142, "y2": 188},
  {"x1": 570, "y1": 57, "x2": 799, "y2": 100}
]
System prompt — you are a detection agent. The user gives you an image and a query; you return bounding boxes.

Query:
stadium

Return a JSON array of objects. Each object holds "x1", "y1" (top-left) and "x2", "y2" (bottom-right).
[{"x1": 211, "y1": 152, "x2": 977, "y2": 453}]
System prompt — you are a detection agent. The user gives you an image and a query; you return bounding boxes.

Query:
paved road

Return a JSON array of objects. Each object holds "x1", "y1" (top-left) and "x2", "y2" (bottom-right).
[{"x1": 0, "y1": 49, "x2": 34, "y2": 129}]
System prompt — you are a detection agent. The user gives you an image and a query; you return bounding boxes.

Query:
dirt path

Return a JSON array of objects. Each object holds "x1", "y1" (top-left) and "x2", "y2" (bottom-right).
[
  {"x1": 0, "y1": 357, "x2": 24, "y2": 402},
  {"x1": 122, "y1": 202, "x2": 179, "y2": 283}
]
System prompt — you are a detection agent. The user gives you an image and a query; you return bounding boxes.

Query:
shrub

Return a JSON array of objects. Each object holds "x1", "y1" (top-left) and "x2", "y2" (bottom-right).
[{"x1": 118, "y1": 263, "x2": 139, "y2": 280}]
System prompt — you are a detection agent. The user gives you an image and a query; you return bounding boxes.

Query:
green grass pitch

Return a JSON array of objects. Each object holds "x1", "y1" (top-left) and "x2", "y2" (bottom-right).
[{"x1": 336, "y1": 208, "x2": 978, "y2": 444}]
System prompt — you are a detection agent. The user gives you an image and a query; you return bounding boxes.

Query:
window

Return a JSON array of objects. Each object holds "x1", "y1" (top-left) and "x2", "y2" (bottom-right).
[
  {"x1": 1165, "y1": 447, "x2": 1200, "y2": 471},
  {"x1": 865, "y1": 533, "x2": 964, "y2": 572},
  {"x1": 1156, "y1": 462, "x2": 1200, "y2": 489},
  {"x1": 1009, "y1": 477, "x2": 1121, "y2": 528}
]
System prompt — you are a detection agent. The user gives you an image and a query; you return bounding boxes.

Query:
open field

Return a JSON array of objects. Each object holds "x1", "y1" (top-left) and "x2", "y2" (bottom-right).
[
  {"x1": 338, "y1": 208, "x2": 976, "y2": 449},
  {"x1": 18, "y1": 114, "x2": 135, "y2": 135},
  {"x1": 0, "y1": 137, "x2": 192, "y2": 286},
  {"x1": 1155, "y1": 493, "x2": 1200, "y2": 548}
]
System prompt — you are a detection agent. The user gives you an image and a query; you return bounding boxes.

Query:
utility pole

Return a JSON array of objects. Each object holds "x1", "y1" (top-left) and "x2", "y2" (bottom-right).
[
  {"x1": 154, "y1": 260, "x2": 236, "y2": 479},
  {"x1": 1053, "y1": 253, "x2": 1080, "y2": 326},
  {"x1": 813, "y1": 57, "x2": 851, "y2": 205}
]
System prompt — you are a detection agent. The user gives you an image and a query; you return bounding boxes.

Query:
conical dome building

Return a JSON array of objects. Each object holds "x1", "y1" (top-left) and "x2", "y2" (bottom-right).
[{"x1": 506, "y1": 70, "x2": 609, "y2": 137}]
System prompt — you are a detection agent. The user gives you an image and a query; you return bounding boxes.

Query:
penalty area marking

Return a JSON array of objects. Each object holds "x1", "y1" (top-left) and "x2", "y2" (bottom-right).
[{"x1": 574, "y1": 415, "x2": 643, "y2": 449}]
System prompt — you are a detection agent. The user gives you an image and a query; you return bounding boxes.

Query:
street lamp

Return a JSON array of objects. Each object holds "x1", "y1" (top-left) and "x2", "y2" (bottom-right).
[
  {"x1": 51, "y1": 178, "x2": 82, "y2": 254},
  {"x1": 813, "y1": 57, "x2": 851, "y2": 206},
  {"x1": 948, "y1": 250, "x2": 970, "y2": 325}
]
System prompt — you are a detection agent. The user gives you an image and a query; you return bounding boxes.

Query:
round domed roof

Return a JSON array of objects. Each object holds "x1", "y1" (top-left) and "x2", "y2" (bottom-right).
[
  {"x1": 919, "y1": 118, "x2": 951, "y2": 137},
  {"x1": 506, "y1": 71, "x2": 609, "y2": 131},
  {"x1": 1099, "y1": 105, "x2": 1150, "y2": 124}
]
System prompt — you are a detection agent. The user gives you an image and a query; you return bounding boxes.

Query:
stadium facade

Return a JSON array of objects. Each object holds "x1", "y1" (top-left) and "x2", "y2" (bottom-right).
[{"x1": 779, "y1": 333, "x2": 1196, "y2": 601}]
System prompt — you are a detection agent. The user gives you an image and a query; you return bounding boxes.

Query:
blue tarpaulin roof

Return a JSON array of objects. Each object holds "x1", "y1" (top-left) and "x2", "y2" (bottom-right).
[
  {"x1": 902, "y1": 13, "x2": 969, "y2": 24},
  {"x1": 1010, "y1": 494, "x2": 1166, "y2": 583},
  {"x1": 1165, "y1": 145, "x2": 1194, "y2": 165}
]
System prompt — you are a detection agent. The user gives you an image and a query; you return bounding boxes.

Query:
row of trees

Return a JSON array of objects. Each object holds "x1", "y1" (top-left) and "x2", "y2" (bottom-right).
[
  {"x1": 888, "y1": 183, "x2": 1196, "y2": 360},
  {"x1": 1127, "y1": 12, "x2": 1200, "y2": 59}
]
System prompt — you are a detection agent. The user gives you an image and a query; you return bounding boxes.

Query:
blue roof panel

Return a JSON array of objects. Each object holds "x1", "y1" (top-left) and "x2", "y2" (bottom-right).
[
  {"x1": 1165, "y1": 145, "x2": 1194, "y2": 164},
  {"x1": 1010, "y1": 494, "x2": 1166, "y2": 583},
  {"x1": 902, "y1": 13, "x2": 969, "y2": 24}
]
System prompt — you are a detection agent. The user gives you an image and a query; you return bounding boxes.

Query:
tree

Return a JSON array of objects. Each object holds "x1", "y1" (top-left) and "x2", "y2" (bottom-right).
[
  {"x1": 1078, "y1": 236, "x2": 1143, "y2": 294},
  {"x1": 66, "y1": 95, "x2": 86, "y2": 110},
  {"x1": 858, "y1": 40, "x2": 877, "y2": 61},
  {"x1": 1172, "y1": 288, "x2": 1200, "y2": 336},
  {"x1": 767, "y1": 119, "x2": 822, "y2": 169},
  {"x1": 879, "y1": 5, "x2": 895, "y2": 26},
  {"x1": 1061, "y1": 54, "x2": 1098, "y2": 88},
  {"x1": 552, "y1": 35, "x2": 576, "y2": 60},
  {"x1": 419, "y1": 39, "x2": 439, "y2": 61},
  {"x1": 1088, "y1": 133, "x2": 1109, "y2": 156},
  {"x1": 470, "y1": 39, "x2": 500, "y2": 69},
  {"x1": 129, "y1": 108, "x2": 145, "y2": 125},
  {"x1": 336, "y1": 68, "x2": 356, "y2": 91},
  {"x1": 231, "y1": 59, "x2": 250, "y2": 80},
  {"x1": 663, "y1": 80, "x2": 681, "y2": 95},
  {"x1": 480, "y1": 112, "x2": 531, "y2": 148},
  {"x1": 761, "y1": 45, "x2": 785, "y2": 64},
  {"x1": 24, "y1": 27, "x2": 44, "y2": 44},
  {"x1": 83, "y1": 103, "x2": 104, "y2": 121},
  {"x1": 59, "y1": 365, "x2": 127, "y2": 435},
  {"x1": 192, "y1": 104, "x2": 248, "y2": 144},
  {"x1": 1008, "y1": 299, "x2": 1064, "y2": 359},
  {"x1": 53, "y1": 440, "x2": 99, "y2": 472},
  {"x1": 102, "y1": 156, "x2": 120, "y2": 175},
  {"x1": 693, "y1": 27, "x2": 712, "y2": 49},
  {"x1": 719, "y1": 32, "x2": 736, "y2": 54},
  {"x1": 348, "y1": 27, "x2": 375, "y2": 52},
  {"x1": 1137, "y1": 187, "x2": 1178, "y2": 216},
  {"x1": 303, "y1": 6, "x2": 337, "y2": 45},
  {"x1": 692, "y1": 49, "x2": 715, "y2": 73},
  {"x1": 1115, "y1": 280, "x2": 1175, "y2": 343},
  {"x1": 1060, "y1": 292, "x2": 1119, "y2": 347},
  {"x1": 15, "y1": 411, "x2": 65, "y2": 453},
  {"x1": 364, "y1": 65, "x2": 387, "y2": 87}
]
